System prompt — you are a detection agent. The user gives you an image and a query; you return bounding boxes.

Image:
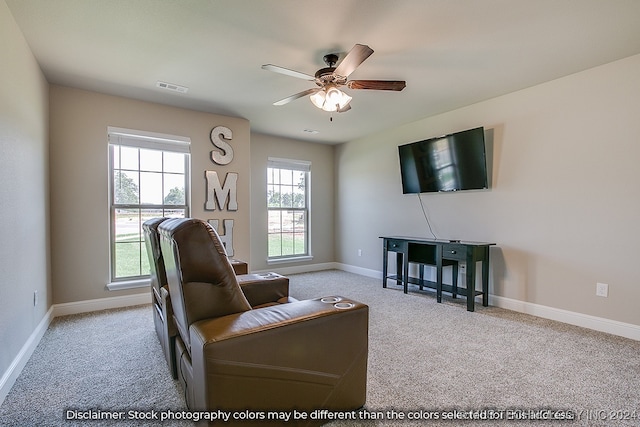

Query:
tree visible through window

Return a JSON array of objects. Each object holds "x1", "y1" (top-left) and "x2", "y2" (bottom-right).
[
  {"x1": 108, "y1": 128, "x2": 190, "y2": 281},
  {"x1": 267, "y1": 158, "x2": 310, "y2": 259}
]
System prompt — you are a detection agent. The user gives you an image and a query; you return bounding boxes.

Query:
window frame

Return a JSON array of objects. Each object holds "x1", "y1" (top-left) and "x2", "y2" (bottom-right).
[
  {"x1": 107, "y1": 127, "x2": 191, "y2": 288},
  {"x1": 267, "y1": 157, "x2": 312, "y2": 263}
]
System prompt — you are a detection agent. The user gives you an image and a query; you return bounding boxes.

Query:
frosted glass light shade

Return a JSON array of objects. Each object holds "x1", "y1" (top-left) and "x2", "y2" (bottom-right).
[
  {"x1": 309, "y1": 90, "x2": 326, "y2": 109},
  {"x1": 309, "y1": 86, "x2": 352, "y2": 112}
]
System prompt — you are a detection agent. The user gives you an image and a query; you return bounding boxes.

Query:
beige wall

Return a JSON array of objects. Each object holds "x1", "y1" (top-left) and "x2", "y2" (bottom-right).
[
  {"x1": 0, "y1": 0, "x2": 50, "y2": 380},
  {"x1": 250, "y1": 133, "x2": 335, "y2": 272},
  {"x1": 335, "y1": 54, "x2": 640, "y2": 326},
  {"x1": 49, "y1": 86, "x2": 251, "y2": 304}
]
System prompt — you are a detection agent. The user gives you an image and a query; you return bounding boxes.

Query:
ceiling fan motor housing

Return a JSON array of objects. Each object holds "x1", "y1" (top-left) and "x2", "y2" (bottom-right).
[
  {"x1": 315, "y1": 67, "x2": 346, "y2": 86},
  {"x1": 313, "y1": 53, "x2": 348, "y2": 86}
]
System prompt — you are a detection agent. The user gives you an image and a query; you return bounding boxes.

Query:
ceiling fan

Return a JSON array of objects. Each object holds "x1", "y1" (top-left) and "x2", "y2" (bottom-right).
[{"x1": 262, "y1": 44, "x2": 406, "y2": 113}]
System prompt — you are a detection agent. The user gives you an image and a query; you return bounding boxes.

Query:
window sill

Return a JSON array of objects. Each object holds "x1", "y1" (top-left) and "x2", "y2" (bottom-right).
[
  {"x1": 107, "y1": 278, "x2": 150, "y2": 291},
  {"x1": 267, "y1": 255, "x2": 313, "y2": 265}
]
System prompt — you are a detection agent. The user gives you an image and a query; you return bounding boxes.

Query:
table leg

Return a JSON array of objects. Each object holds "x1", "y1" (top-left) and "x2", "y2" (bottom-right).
[
  {"x1": 452, "y1": 262, "x2": 458, "y2": 299},
  {"x1": 436, "y1": 245, "x2": 443, "y2": 303},
  {"x1": 402, "y1": 252, "x2": 409, "y2": 294},
  {"x1": 466, "y1": 256, "x2": 475, "y2": 312},
  {"x1": 382, "y1": 246, "x2": 388, "y2": 288},
  {"x1": 482, "y1": 247, "x2": 489, "y2": 307}
]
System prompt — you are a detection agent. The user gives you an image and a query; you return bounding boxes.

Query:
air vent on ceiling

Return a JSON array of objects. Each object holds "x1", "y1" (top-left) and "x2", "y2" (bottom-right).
[{"x1": 156, "y1": 81, "x2": 189, "y2": 94}]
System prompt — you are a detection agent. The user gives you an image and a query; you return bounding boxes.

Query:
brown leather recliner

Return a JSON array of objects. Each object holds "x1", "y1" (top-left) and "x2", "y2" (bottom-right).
[
  {"x1": 143, "y1": 217, "x2": 178, "y2": 378},
  {"x1": 144, "y1": 218, "x2": 293, "y2": 380},
  {"x1": 158, "y1": 218, "x2": 368, "y2": 422}
]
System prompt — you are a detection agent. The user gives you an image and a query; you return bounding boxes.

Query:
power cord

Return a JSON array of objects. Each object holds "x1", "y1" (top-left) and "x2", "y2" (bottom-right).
[{"x1": 417, "y1": 193, "x2": 437, "y2": 239}]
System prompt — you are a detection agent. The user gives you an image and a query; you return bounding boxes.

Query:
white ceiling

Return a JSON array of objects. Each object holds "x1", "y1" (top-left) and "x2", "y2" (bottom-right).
[{"x1": 7, "y1": 0, "x2": 640, "y2": 144}]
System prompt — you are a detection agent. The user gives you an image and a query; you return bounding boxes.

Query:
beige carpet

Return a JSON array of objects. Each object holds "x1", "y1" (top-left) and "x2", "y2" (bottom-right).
[
  {"x1": 291, "y1": 271, "x2": 640, "y2": 426},
  {"x1": 1, "y1": 270, "x2": 638, "y2": 426}
]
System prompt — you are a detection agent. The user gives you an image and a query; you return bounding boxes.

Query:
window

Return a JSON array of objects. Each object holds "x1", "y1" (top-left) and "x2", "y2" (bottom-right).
[
  {"x1": 108, "y1": 127, "x2": 190, "y2": 284},
  {"x1": 267, "y1": 158, "x2": 310, "y2": 261}
]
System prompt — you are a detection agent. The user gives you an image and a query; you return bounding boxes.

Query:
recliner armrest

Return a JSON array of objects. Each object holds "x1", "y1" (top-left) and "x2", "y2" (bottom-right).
[
  {"x1": 237, "y1": 273, "x2": 289, "y2": 307},
  {"x1": 190, "y1": 297, "x2": 369, "y2": 412},
  {"x1": 160, "y1": 286, "x2": 177, "y2": 337}
]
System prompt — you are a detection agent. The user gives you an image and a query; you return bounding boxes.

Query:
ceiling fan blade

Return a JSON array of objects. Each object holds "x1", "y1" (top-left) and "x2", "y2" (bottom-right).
[
  {"x1": 333, "y1": 44, "x2": 374, "y2": 78},
  {"x1": 273, "y1": 88, "x2": 320, "y2": 106},
  {"x1": 347, "y1": 80, "x2": 406, "y2": 91},
  {"x1": 261, "y1": 64, "x2": 315, "y2": 81}
]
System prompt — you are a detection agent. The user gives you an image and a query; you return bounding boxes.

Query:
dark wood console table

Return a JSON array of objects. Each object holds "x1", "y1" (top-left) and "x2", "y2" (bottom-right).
[{"x1": 380, "y1": 236, "x2": 495, "y2": 311}]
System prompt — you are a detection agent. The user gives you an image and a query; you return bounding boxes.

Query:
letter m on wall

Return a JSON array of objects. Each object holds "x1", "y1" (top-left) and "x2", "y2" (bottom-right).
[{"x1": 205, "y1": 171, "x2": 238, "y2": 211}]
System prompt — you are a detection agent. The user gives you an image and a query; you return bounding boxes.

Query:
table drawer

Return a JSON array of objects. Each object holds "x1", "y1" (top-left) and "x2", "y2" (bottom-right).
[
  {"x1": 442, "y1": 244, "x2": 467, "y2": 260},
  {"x1": 386, "y1": 239, "x2": 407, "y2": 252}
]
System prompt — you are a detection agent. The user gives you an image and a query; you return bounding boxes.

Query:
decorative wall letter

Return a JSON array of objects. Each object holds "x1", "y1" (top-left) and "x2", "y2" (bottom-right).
[
  {"x1": 208, "y1": 219, "x2": 234, "y2": 256},
  {"x1": 206, "y1": 125, "x2": 238, "y2": 258},
  {"x1": 205, "y1": 171, "x2": 238, "y2": 211},
  {"x1": 210, "y1": 126, "x2": 234, "y2": 165}
]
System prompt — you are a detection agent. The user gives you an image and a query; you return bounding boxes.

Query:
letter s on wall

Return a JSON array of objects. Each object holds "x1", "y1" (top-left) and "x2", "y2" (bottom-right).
[{"x1": 210, "y1": 126, "x2": 234, "y2": 165}]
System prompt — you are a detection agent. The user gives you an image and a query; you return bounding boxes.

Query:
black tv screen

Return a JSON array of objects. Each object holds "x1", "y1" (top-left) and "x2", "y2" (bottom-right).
[{"x1": 398, "y1": 127, "x2": 488, "y2": 194}]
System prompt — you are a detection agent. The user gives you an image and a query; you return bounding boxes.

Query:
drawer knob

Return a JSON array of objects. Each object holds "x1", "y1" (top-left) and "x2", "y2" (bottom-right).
[{"x1": 450, "y1": 250, "x2": 456, "y2": 254}]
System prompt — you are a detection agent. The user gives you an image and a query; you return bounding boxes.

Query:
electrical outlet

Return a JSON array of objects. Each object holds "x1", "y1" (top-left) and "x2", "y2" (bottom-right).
[
  {"x1": 33, "y1": 290, "x2": 38, "y2": 306},
  {"x1": 596, "y1": 282, "x2": 608, "y2": 297},
  {"x1": 357, "y1": 249, "x2": 362, "y2": 257}
]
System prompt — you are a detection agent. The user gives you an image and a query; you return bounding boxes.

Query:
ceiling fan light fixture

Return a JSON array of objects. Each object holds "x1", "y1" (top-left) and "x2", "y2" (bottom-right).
[
  {"x1": 338, "y1": 91, "x2": 352, "y2": 109},
  {"x1": 309, "y1": 90, "x2": 326, "y2": 109},
  {"x1": 325, "y1": 86, "x2": 342, "y2": 107},
  {"x1": 310, "y1": 85, "x2": 352, "y2": 112}
]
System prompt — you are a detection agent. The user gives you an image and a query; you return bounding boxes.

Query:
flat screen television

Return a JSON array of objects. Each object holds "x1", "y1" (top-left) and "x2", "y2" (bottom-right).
[{"x1": 398, "y1": 127, "x2": 488, "y2": 194}]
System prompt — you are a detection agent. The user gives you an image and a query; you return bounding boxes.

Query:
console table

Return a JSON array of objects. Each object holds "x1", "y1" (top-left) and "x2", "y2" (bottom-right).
[{"x1": 380, "y1": 236, "x2": 495, "y2": 311}]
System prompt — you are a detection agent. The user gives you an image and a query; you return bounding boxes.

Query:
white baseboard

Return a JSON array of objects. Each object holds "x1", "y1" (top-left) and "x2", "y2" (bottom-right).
[
  {"x1": 53, "y1": 293, "x2": 151, "y2": 317},
  {"x1": 334, "y1": 264, "x2": 640, "y2": 341},
  {"x1": 254, "y1": 262, "x2": 339, "y2": 276},
  {"x1": 336, "y1": 264, "x2": 639, "y2": 341},
  {"x1": 490, "y1": 295, "x2": 640, "y2": 341},
  {"x1": 0, "y1": 306, "x2": 54, "y2": 405},
  {"x1": 1, "y1": 292, "x2": 151, "y2": 406},
  {"x1": 335, "y1": 263, "x2": 382, "y2": 279}
]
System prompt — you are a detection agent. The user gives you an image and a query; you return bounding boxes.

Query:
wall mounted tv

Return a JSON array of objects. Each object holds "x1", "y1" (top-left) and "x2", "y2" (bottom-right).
[{"x1": 398, "y1": 127, "x2": 488, "y2": 194}]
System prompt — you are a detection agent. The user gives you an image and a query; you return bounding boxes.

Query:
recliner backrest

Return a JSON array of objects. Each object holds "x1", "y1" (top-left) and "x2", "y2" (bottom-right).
[
  {"x1": 158, "y1": 218, "x2": 251, "y2": 351},
  {"x1": 142, "y1": 217, "x2": 169, "y2": 297}
]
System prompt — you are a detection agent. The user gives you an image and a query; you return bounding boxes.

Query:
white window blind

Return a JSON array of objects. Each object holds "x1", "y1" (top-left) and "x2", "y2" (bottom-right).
[
  {"x1": 108, "y1": 126, "x2": 191, "y2": 152},
  {"x1": 267, "y1": 157, "x2": 311, "y2": 172}
]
